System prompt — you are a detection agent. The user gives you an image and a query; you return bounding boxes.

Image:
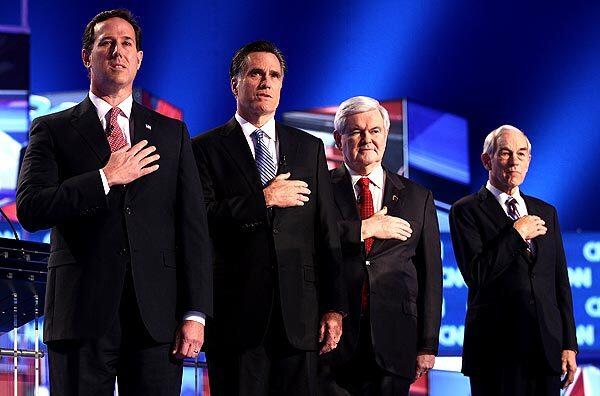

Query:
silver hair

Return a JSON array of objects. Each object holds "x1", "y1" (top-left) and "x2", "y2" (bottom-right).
[
  {"x1": 333, "y1": 96, "x2": 390, "y2": 134},
  {"x1": 482, "y1": 124, "x2": 532, "y2": 156}
]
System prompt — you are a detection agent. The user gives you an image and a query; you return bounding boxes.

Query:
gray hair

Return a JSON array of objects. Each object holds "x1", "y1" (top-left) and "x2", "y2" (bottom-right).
[
  {"x1": 482, "y1": 124, "x2": 532, "y2": 156},
  {"x1": 333, "y1": 96, "x2": 390, "y2": 134}
]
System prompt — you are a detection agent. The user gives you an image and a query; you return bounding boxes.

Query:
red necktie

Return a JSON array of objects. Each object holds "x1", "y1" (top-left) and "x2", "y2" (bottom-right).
[
  {"x1": 106, "y1": 107, "x2": 128, "y2": 152},
  {"x1": 358, "y1": 177, "x2": 374, "y2": 253},
  {"x1": 357, "y1": 177, "x2": 374, "y2": 314}
]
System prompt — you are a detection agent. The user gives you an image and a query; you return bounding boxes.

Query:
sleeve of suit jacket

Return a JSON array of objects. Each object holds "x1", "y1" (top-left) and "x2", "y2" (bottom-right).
[
  {"x1": 449, "y1": 202, "x2": 528, "y2": 289},
  {"x1": 16, "y1": 117, "x2": 108, "y2": 231},
  {"x1": 177, "y1": 124, "x2": 213, "y2": 316},
  {"x1": 314, "y1": 142, "x2": 348, "y2": 315},
  {"x1": 415, "y1": 190, "x2": 443, "y2": 354},
  {"x1": 552, "y1": 207, "x2": 578, "y2": 351}
]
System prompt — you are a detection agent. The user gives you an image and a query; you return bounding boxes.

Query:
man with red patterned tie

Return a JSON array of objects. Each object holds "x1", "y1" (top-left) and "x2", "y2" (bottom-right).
[
  {"x1": 318, "y1": 96, "x2": 443, "y2": 396},
  {"x1": 449, "y1": 125, "x2": 578, "y2": 395},
  {"x1": 16, "y1": 9, "x2": 212, "y2": 395}
]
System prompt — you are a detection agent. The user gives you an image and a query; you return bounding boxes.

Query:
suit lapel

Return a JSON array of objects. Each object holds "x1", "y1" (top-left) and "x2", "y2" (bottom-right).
[
  {"x1": 369, "y1": 170, "x2": 406, "y2": 256},
  {"x1": 275, "y1": 123, "x2": 298, "y2": 175},
  {"x1": 477, "y1": 186, "x2": 512, "y2": 231},
  {"x1": 218, "y1": 118, "x2": 262, "y2": 190},
  {"x1": 477, "y1": 186, "x2": 535, "y2": 265},
  {"x1": 71, "y1": 97, "x2": 111, "y2": 165},
  {"x1": 522, "y1": 193, "x2": 545, "y2": 267},
  {"x1": 272, "y1": 124, "x2": 302, "y2": 227},
  {"x1": 126, "y1": 102, "x2": 154, "y2": 200},
  {"x1": 131, "y1": 101, "x2": 153, "y2": 145},
  {"x1": 330, "y1": 166, "x2": 360, "y2": 221}
]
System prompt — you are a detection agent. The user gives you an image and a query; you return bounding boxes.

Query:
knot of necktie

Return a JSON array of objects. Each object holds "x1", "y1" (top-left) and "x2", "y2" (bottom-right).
[
  {"x1": 252, "y1": 129, "x2": 265, "y2": 140},
  {"x1": 357, "y1": 177, "x2": 370, "y2": 190},
  {"x1": 505, "y1": 197, "x2": 521, "y2": 220}
]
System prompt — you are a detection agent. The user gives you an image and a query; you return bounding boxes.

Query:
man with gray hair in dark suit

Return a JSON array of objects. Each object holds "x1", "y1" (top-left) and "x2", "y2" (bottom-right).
[{"x1": 450, "y1": 124, "x2": 578, "y2": 395}]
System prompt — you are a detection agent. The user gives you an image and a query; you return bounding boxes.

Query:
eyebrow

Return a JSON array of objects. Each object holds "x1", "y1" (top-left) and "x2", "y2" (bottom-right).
[
  {"x1": 248, "y1": 68, "x2": 265, "y2": 75},
  {"x1": 498, "y1": 147, "x2": 529, "y2": 153},
  {"x1": 99, "y1": 35, "x2": 135, "y2": 41}
]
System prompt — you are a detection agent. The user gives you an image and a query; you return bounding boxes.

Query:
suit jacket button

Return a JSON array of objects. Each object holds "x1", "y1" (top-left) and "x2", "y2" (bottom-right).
[
  {"x1": 365, "y1": 260, "x2": 371, "y2": 266},
  {"x1": 272, "y1": 228, "x2": 279, "y2": 235},
  {"x1": 125, "y1": 206, "x2": 132, "y2": 215},
  {"x1": 529, "y1": 299, "x2": 535, "y2": 305},
  {"x1": 530, "y1": 272, "x2": 536, "y2": 279}
]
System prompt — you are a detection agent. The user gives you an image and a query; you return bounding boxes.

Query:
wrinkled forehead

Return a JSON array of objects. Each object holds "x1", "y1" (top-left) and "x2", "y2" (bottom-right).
[
  {"x1": 243, "y1": 52, "x2": 282, "y2": 73},
  {"x1": 94, "y1": 17, "x2": 136, "y2": 42},
  {"x1": 496, "y1": 129, "x2": 529, "y2": 150},
  {"x1": 345, "y1": 109, "x2": 385, "y2": 129}
]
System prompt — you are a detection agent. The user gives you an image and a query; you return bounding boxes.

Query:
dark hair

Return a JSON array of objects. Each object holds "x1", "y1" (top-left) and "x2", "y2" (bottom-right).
[
  {"x1": 229, "y1": 40, "x2": 286, "y2": 79},
  {"x1": 82, "y1": 9, "x2": 142, "y2": 52}
]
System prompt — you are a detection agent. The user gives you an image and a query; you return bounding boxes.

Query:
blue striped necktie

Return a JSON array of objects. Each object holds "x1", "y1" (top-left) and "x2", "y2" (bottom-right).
[{"x1": 252, "y1": 129, "x2": 277, "y2": 186}]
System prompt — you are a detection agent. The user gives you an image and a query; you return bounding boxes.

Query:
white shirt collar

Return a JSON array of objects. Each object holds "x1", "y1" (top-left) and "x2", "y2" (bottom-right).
[
  {"x1": 88, "y1": 91, "x2": 133, "y2": 121},
  {"x1": 346, "y1": 163, "x2": 385, "y2": 190},
  {"x1": 486, "y1": 180, "x2": 525, "y2": 208},
  {"x1": 235, "y1": 113, "x2": 277, "y2": 142}
]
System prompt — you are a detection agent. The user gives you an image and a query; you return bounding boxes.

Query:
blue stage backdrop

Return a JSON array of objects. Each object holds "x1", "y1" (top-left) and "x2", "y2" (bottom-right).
[{"x1": 26, "y1": 1, "x2": 600, "y2": 231}]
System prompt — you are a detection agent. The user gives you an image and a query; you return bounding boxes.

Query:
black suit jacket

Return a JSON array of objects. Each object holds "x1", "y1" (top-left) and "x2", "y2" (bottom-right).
[
  {"x1": 449, "y1": 186, "x2": 577, "y2": 375},
  {"x1": 322, "y1": 166, "x2": 442, "y2": 378},
  {"x1": 17, "y1": 97, "x2": 213, "y2": 343},
  {"x1": 192, "y1": 118, "x2": 347, "y2": 352}
]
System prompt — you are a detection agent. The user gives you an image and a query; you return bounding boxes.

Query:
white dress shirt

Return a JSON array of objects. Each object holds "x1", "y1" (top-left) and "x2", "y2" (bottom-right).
[
  {"x1": 90, "y1": 92, "x2": 205, "y2": 325},
  {"x1": 485, "y1": 180, "x2": 529, "y2": 217},
  {"x1": 235, "y1": 113, "x2": 279, "y2": 166},
  {"x1": 90, "y1": 91, "x2": 133, "y2": 195},
  {"x1": 346, "y1": 164, "x2": 385, "y2": 213}
]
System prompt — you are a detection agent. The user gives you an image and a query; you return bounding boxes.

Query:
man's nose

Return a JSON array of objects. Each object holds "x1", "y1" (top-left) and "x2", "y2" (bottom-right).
[
  {"x1": 259, "y1": 77, "x2": 271, "y2": 89},
  {"x1": 110, "y1": 43, "x2": 122, "y2": 57},
  {"x1": 361, "y1": 131, "x2": 372, "y2": 143}
]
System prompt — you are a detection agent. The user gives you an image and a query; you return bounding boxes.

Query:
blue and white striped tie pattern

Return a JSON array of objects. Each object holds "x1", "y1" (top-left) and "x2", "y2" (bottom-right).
[{"x1": 252, "y1": 129, "x2": 277, "y2": 186}]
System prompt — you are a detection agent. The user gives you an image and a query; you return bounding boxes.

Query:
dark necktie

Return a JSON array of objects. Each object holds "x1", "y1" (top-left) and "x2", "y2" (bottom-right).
[
  {"x1": 252, "y1": 129, "x2": 277, "y2": 186},
  {"x1": 106, "y1": 107, "x2": 128, "y2": 152},
  {"x1": 357, "y1": 177, "x2": 374, "y2": 314},
  {"x1": 506, "y1": 197, "x2": 521, "y2": 220},
  {"x1": 506, "y1": 197, "x2": 535, "y2": 256}
]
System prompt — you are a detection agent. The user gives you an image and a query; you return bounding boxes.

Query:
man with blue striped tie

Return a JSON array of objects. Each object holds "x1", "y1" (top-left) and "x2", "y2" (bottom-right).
[{"x1": 192, "y1": 40, "x2": 347, "y2": 396}]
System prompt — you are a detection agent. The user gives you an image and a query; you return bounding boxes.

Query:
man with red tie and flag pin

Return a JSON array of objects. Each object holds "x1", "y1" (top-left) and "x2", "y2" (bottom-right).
[
  {"x1": 16, "y1": 9, "x2": 212, "y2": 395},
  {"x1": 318, "y1": 96, "x2": 443, "y2": 396}
]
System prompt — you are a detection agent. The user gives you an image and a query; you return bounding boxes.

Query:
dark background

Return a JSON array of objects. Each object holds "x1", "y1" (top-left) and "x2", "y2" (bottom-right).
[{"x1": 9, "y1": 0, "x2": 600, "y2": 230}]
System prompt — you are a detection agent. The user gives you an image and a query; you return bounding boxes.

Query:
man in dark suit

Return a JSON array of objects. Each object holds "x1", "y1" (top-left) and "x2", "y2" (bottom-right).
[
  {"x1": 16, "y1": 9, "x2": 212, "y2": 395},
  {"x1": 192, "y1": 40, "x2": 346, "y2": 396},
  {"x1": 318, "y1": 96, "x2": 443, "y2": 396},
  {"x1": 449, "y1": 125, "x2": 578, "y2": 395}
]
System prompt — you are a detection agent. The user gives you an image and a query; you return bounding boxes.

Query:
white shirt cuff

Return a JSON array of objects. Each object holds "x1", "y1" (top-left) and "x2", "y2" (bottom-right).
[
  {"x1": 99, "y1": 169, "x2": 110, "y2": 195},
  {"x1": 183, "y1": 311, "x2": 206, "y2": 325}
]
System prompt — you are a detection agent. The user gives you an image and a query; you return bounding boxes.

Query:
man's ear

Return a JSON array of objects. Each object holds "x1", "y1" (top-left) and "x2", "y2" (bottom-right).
[
  {"x1": 481, "y1": 153, "x2": 491, "y2": 170},
  {"x1": 136, "y1": 50, "x2": 143, "y2": 70},
  {"x1": 231, "y1": 77, "x2": 238, "y2": 97},
  {"x1": 82, "y1": 48, "x2": 91, "y2": 69},
  {"x1": 333, "y1": 130, "x2": 342, "y2": 150}
]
